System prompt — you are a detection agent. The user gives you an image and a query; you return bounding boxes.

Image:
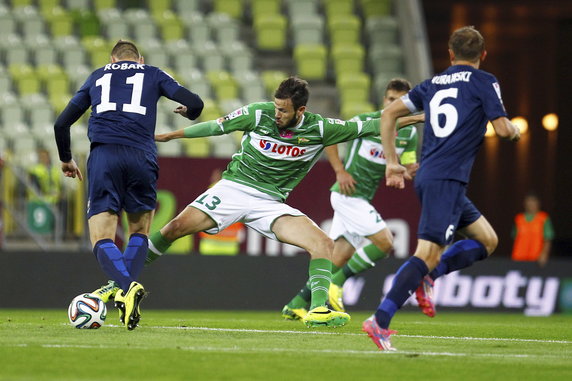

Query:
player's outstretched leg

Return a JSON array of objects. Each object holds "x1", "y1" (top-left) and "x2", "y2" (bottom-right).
[
  {"x1": 414, "y1": 239, "x2": 488, "y2": 317},
  {"x1": 302, "y1": 258, "x2": 350, "y2": 328},
  {"x1": 282, "y1": 279, "x2": 311, "y2": 320},
  {"x1": 362, "y1": 315, "x2": 397, "y2": 351},
  {"x1": 415, "y1": 275, "x2": 436, "y2": 317},
  {"x1": 91, "y1": 280, "x2": 120, "y2": 303},
  {"x1": 123, "y1": 281, "x2": 146, "y2": 330}
]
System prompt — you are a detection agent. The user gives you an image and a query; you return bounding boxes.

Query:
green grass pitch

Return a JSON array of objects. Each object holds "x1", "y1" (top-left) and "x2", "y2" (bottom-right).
[{"x1": 0, "y1": 309, "x2": 571, "y2": 380}]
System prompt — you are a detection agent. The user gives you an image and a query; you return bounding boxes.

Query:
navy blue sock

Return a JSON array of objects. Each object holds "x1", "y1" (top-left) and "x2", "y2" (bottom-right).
[
  {"x1": 375, "y1": 256, "x2": 428, "y2": 329},
  {"x1": 123, "y1": 233, "x2": 148, "y2": 280},
  {"x1": 429, "y1": 239, "x2": 488, "y2": 280},
  {"x1": 93, "y1": 239, "x2": 133, "y2": 291}
]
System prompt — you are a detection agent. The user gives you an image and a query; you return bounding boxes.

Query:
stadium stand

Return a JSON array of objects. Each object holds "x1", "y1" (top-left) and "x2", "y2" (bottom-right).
[{"x1": 0, "y1": 0, "x2": 418, "y2": 250}]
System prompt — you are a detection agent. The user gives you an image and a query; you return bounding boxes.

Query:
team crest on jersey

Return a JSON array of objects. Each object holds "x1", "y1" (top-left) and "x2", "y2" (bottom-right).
[{"x1": 492, "y1": 82, "x2": 503, "y2": 101}]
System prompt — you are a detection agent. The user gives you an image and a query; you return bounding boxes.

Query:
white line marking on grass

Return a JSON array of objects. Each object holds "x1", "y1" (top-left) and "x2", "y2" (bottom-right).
[
  {"x1": 146, "y1": 325, "x2": 572, "y2": 345},
  {"x1": 7, "y1": 343, "x2": 566, "y2": 359}
]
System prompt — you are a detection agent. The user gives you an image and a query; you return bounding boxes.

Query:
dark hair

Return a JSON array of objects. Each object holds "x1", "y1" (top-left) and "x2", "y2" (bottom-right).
[
  {"x1": 274, "y1": 77, "x2": 309, "y2": 111},
  {"x1": 448, "y1": 26, "x2": 485, "y2": 62},
  {"x1": 111, "y1": 39, "x2": 141, "y2": 60},
  {"x1": 386, "y1": 78, "x2": 412, "y2": 94}
]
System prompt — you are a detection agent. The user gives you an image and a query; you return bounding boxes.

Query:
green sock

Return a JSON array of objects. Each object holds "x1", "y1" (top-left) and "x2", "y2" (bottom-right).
[
  {"x1": 146, "y1": 231, "x2": 172, "y2": 265},
  {"x1": 332, "y1": 244, "x2": 387, "y2": 286},
  {"x1": 287, "y1": 285, "x2": 311, "y2": 309},
  {"x1": 308, "y1": 258, "x2": 332, "y2": 310}
]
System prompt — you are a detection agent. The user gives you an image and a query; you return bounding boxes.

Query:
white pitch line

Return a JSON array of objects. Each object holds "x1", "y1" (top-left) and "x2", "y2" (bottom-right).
[
  {"x1": 144, "y1": 325, "x2": 572, "y2": 345},
  {"x1": 5, "y1": 343, "x2": 566, "y2": 359}
]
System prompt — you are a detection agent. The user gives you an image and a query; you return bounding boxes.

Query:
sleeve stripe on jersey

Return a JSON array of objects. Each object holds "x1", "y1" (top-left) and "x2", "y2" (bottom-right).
[
  {"x1": 255, "y1": 109, "x2": 262, "y2": 125},
  {"x1": 318, "y1": 120, "x2": 324, "y2": 138},
  {"x1": 401, "y1": 94, "x2": 419, "y2": 113},
  {"x1": 344, "y1": 139, "x2": 360, "y2": 170},
  {"x1": 409, "y1": 127, "x2": 417, "y2": 139},
  {"x1": 357, "y1": 120, "x2": 363, "y2": 134}
]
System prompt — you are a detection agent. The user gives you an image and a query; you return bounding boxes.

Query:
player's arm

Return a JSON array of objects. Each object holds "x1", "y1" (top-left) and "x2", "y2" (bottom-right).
[
  {"x1": 381, "y1": 99, "x2": 412, "y2": 189},
  {"x1": 399, "y1": 127, "x2": 419, "y2": 179},
  {"x1": 53, "y1": 89, "x2": 90, "y2": 181},
  {"x1": 156, "y1": 105, "x2": 256, "y2": 142},
  {"x1": 324, "y1": 145, "x2": 356, "y2": 196},
  {"x1": 155, "y1": 120, "x2": 224, "y2": 142},
  {"x1": 491, "y1": 117, "x2": 520, "y2": 141},
  {"x1": 170, "y1": 88, "x2": 204, "y2": 120},
  {"x1": 396, "y1": 113, "x2": 424, "y2": 129}
]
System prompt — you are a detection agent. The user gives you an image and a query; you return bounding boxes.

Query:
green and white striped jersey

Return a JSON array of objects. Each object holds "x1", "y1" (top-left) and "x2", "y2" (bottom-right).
[
  {"x1": 330, "y1": 110, "x2": 418, "y2": 201},
  {"x1": 187, "y1": 102, "x2": 380, "y2": 201}
]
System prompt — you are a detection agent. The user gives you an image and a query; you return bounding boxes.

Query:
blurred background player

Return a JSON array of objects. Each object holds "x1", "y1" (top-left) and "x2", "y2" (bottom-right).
[
  {"x1": 364, "y1": 26, "x2": 520, "y2": 350},
  {"x1": 53, "y1": 39, "x2": 204, "y2": 330},
  {"x1": 145, "y1": 77, "x2": 385, "y2": 328},
  {"x1": 511, "y1": 193, "x2": 554, "y2": 266},
  {"x1": 282, "y1": 78, "x2": 423, "y2": 320}
]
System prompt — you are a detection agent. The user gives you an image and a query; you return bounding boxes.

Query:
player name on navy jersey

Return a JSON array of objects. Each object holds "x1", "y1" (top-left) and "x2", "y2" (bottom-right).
[
  {"x1": 70, "y1": 61, "x2": 185, "y2": 156},
  {"x1": 403, "y1": 65, "x2": 507, "y2": 184}
]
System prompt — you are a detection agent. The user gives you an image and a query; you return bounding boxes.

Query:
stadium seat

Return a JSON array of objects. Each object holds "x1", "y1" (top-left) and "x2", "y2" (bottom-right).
[
  {"x1": 198, "y1": 98, "x2": 222, "y2": 122},
  {"x1": 147, "y1": 0, "x2": 172, "y2": 16},
  {"x1": 224, "y1": 42, "x2": 253, "y2": 76},
  {"x1": 251, "y1": 0, "x2": 281, "y2": 18},
  {"x1": 2, "y1": 34, "x2": 30, "y2": 66},
  {"x1": 0, "y1": 100, "x2": 24, "y2": 126},
  {"x1": 210, "y1": 134, "x2": 238, "y2": 158},
  {"x1": 360, "y1": 0, "x2": 391, "y2": 16},
  {"x1": 337, "y1": 72, "x2": 371, "y2": 105},
  {"x1": 0, "y1": 7, "x2": 16, "y2": 36},
  {"x1": 182, "y1": 137, "x2": 210, "y2": 157},
  {"x1": 328, "y1": 15, "x2": 361, "y2": 45},
  {"x1": 75, "y1": 10, "x2": 100, "y2": 37},
  {"x1": 182, "y1": 12, "x2": 212, "y2": 48},
  {"x1": 178, "y1": 68, "x2": 212, "y2": 100},
  {"x1": 294, "y1": 43, "x2": 327, "y2": 80},
  {"x1": 261, "y1": 70, "x2": 287, "y2": 97},
  {"x1": 369, "y1": 43, "x2": 404, "y2": 75},
  {"x1": 331, "y1": 43, "x2": 365, "y2": 76},
  {"x1": 28, "y1": 37, "x2": 58, "y2": 66},
  {"x1": 237, "y1": 71, "x2": 266, "y2": 104},
  {"x1": 253, "y1": 14, "x2": 287, "y2": 51},
  {"x1": 65, "y1": 0, "x2": 90, "y2": 11},
  {"x1": 196, "y1": 41, "x2": 225, "y2": 73},
  {"x1": 9, "y1": 64, "x2": 40, "y2": 96},
  {"x1": 365, "y1": 15, "x2": 398, "y2": 45},
  {"x1": 206, "y1": 71, "x2": 239, "y2": 101},
  {"x1": 0, "y1": 66, "x2": 12, "y2": 94},
  {"x1": 173, "y1": 0, "x2": 200, "y2": 14},
  {"x1": 290, "y1": 13, "x2": 324, "y2": 46},
  {"x1": 45, "y1": 7, "x2": 74, "y2": 37},
  {"x1": 285, "y1": 0, "x2": 319, "y2": 19},
  {"x1": 208, "y1": 13, "x2": 240, "y2": 49},
  {"x1": 213, "y1": 0, "x2": 244, "y2": 19},
  {"x1": 219, "y1": 98, "x2": 243, "y2": 114},
  {"x1": 166, "y1": 39, "x2": 198, "y2": 72},
  {"x1": 154, "y1": 9, "x2": 184, "y2": 41},
  {"x1": 93, "y1": 0, "x2": 116, "y2": 11},
  {"x1": 340, "y1": 100, "x2": 375, "y2": 120},
  {"x1": 324, "y1": 0, "x2": 354, "y2": 19}
]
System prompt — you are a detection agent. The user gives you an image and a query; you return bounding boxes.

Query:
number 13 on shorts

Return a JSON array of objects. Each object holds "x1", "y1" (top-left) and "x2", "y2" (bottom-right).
[{"x1": 194, "y1": 193, "x2": 221, "y2": 210}]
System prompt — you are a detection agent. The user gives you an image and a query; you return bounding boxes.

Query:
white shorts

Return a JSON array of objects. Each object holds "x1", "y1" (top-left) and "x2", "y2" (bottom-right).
[
  {"x1": 328, "y1": 191, "x2": 387, "y2": 249},
  {"x1": 190, "y1": 179, "x2": 305, "y2": 240}
]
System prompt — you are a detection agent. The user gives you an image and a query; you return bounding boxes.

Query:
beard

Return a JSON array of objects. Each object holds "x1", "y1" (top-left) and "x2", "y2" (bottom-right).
[{"x1": 278, "y1": 114, "x2": 300, "y2": 129}]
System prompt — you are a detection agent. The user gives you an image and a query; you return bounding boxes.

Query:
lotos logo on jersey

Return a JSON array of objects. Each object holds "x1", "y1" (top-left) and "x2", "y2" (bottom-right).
[
  {"x1": 259, "y1": 140, "x2": 306, "y2": 157},
  {"x1": 369, "y1": 148, "x2": 384, "y2": 159}
]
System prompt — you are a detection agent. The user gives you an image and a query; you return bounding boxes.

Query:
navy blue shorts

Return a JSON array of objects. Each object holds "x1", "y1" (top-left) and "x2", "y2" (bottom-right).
[
  {"x1": 415, "y1": 179, "x2": 481, "y2": 245},
  {"x1": 86, "y1": 144, "x2": 158, "y2": 218}
]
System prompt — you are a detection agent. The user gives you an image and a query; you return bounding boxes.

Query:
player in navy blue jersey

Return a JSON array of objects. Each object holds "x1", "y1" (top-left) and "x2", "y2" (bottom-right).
[
  {"x1": 363, "y1": 26, "x2": 520, "y2": 350},
  {"x1": 53, "y1": 40, "x2": 204, "y2": 330}
]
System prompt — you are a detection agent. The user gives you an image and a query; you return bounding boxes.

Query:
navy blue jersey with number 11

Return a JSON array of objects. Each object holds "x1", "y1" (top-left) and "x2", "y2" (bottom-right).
[
  {"x1": 402, "y1": 64, "x2": 507, "y2": 184},
  {"x1": 69, "y1": 61, "x2": 184, "y2": 156}
]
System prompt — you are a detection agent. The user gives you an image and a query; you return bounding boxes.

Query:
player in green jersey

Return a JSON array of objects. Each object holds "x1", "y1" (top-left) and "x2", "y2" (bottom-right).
[
  {"x1": 146, "y1": 77, "x2": 385, "y2": 328},
  {"x1": 282, "y1": 79, "x2": 424, "y2": 319}
]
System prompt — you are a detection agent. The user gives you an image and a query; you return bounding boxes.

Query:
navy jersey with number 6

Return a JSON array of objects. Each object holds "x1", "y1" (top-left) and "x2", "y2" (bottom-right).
[
  {"x1": 402, "y1": 64, "x2": 507, "y2": 184},
  {"x1": 69, "y1": 61, "x2": 184, "y2": 156}
]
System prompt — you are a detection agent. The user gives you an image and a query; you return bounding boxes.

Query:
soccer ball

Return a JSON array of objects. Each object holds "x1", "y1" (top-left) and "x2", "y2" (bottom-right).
[{"x1": 68, "y1": 293, "x2": 107, "y2": 329}]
